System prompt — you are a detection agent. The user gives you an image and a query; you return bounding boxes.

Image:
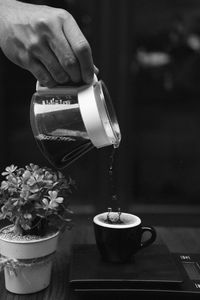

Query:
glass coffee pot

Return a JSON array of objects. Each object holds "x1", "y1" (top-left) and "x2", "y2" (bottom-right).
[{"x1": 30, "y1": 76, "x2": 121, "y2": 169}]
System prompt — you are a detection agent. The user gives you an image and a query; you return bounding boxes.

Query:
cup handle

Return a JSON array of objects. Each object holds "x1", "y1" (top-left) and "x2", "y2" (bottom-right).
[{"x1": 140, "y1": 226, "x2": 157, "y2": 249}]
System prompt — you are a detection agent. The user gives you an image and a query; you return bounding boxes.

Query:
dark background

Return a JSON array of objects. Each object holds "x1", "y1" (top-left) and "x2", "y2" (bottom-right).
[{"x1": 1, "y1": 0, "x2": 200, "y2": 218}]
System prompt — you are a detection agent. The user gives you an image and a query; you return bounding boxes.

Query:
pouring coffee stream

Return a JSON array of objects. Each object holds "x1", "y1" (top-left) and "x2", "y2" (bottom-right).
[{"x1": 30, "y1": 76, "x2": 121, "y2": 169}]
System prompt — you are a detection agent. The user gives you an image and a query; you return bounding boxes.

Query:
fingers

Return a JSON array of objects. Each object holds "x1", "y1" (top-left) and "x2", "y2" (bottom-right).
[
  {"x1": 34, "y1": 41, "x2": 70, "y2": 84},
  {"x1": 49, "y1": 32, "x2": 81, "y2": 83},
  {"x1": 94, "y1": 65, "x2": 99, "y2": 75},
  {"x1": 62, "y1": 14, "x2": 94, "y2": 84},
  {"x1": 22, "y1": 38, "x2": 96, "y2": 88},
  {"x1": 28, "y1": 58, "x2": 57, "y2": 88},
  {"x1": 32, "y1": 16, "x2": 95, "y2": 85}
]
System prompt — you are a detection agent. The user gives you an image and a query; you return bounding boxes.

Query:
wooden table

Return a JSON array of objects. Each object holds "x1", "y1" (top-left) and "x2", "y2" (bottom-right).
[{"x1": 0, "y1": 215, "x2": 200, "y2": 299}]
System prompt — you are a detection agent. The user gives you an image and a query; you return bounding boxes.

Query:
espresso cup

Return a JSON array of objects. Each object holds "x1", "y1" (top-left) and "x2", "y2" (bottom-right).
[{"x1": 93, "y1": 212, "x2": 157, "y2": 263}]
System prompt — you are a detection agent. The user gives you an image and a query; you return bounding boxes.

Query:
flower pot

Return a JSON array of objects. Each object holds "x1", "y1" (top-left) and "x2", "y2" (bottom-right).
[{"x1": 0, "y1": 225, "x2": 59, "y2": 294}]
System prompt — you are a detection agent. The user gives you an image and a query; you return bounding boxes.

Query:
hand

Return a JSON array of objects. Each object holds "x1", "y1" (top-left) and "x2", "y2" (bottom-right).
[{"x1": 0, "y1": 0, "x2": 95, "y2": 87}]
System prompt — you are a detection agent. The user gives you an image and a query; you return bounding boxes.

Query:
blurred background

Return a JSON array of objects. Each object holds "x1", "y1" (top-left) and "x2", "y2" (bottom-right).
[{"x1": 1, "y1": 0, "x2": 200, "y2": 224}]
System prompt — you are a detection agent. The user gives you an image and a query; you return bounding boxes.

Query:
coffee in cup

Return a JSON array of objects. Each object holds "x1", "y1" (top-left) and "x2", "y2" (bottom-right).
[{"x1": 93, "y1": 211, "x2": 156, "y2": 263}]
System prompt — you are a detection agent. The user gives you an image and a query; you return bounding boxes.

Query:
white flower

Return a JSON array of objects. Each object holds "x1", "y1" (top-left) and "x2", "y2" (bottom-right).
[
  {"x1": 1, "y1": 181, "x2": 9, "y2": 190},
  {"x1": 42, "y1": 191, "x2": 63, "y2": 210},
  {"x1": 2, "y1": 165, "x2": 17, "y2": 176}
]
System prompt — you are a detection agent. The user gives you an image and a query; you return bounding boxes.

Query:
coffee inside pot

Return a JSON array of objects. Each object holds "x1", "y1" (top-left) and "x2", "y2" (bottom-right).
[{"x1": 30, "y1": 76, "x2": 121, "y2": 169}]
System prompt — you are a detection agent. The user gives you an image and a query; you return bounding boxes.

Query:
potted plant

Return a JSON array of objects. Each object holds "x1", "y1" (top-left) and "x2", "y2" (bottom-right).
[{"x1": 0, "y1": 163, "x2": 74, "y2": 294}]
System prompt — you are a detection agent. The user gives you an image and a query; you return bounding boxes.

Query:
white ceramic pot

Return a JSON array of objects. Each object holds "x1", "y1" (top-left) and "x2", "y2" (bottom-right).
[{"x1": 0, "y1": 225, "x2": 59, "y2": 294}]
